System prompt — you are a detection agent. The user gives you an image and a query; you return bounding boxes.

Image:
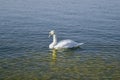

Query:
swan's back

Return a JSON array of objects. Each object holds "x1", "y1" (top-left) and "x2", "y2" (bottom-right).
[{"x1": 54, "y1": 39, "x2": 79, "y2": 49}]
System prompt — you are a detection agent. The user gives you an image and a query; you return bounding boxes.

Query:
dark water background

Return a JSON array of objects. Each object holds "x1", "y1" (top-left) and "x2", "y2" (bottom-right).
[{"x1": 0, "y1": 0, "x2": 120, "y2": 80}]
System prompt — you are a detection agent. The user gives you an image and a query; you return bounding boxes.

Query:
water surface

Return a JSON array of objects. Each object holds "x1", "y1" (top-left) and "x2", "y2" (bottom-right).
[{"x1": 0, "y1": 0, "x2": 120, "y2": 80}]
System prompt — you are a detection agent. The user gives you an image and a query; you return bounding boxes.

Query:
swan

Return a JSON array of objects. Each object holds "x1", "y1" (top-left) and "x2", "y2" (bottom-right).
[{"x1": 49, "y1": 30, "x2": 84, "y2": 49}]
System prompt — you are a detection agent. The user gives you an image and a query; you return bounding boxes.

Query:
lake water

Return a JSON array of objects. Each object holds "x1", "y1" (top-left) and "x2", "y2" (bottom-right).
[{"x1": 0, "y1": 0, "x2": 120, "y2": 80}]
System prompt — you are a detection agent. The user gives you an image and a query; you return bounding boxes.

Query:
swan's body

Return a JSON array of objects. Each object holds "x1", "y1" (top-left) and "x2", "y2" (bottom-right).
[{"x1": 49, "y1": 30, "x2": 83, "y2": 49}]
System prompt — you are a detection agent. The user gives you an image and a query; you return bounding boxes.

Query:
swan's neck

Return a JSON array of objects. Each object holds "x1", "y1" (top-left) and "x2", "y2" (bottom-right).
[
  {"x1": 53, "y1": 34, "x2": 57, "y2": 45},
  {"x1": 49, "y1": 34, "x2": 57, "y2": 49}
]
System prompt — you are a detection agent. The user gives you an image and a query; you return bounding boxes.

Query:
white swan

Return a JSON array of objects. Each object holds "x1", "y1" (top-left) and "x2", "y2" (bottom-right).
[{"x1": 49, "y1": 30, "x2": 83, "y2": 49}]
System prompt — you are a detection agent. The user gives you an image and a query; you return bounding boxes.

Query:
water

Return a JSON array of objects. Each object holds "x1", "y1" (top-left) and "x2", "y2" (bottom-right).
[{"x1": 0, "y1": 0, "x2": 120, "y2": 80}]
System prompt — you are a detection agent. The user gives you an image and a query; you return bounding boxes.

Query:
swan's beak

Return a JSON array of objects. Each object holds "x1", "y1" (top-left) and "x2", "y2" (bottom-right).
[{"x1": 48, "y1": 34, "x2": 51, "y2": 38}]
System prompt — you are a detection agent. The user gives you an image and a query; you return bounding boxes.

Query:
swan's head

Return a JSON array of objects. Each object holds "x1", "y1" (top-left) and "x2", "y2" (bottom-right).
[{"x1": 49, "y1": 30, "x2": 55, "y2": 37}]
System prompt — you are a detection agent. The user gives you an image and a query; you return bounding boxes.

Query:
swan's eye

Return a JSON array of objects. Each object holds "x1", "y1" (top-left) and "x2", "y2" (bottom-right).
[{"x1": 49, "y1": 32, "x2": 52, "y2": 35}]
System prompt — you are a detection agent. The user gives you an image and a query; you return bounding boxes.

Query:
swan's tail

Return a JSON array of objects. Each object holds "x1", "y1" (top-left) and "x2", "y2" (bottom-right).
[{"x1": 78, "y1": 43, "x2": 84, "y2": 46}]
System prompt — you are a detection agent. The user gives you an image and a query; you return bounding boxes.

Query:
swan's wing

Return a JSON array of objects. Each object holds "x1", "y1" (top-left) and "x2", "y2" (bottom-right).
[{"x1": 54, "y1": 39, "x2": 78, "y2": 49}]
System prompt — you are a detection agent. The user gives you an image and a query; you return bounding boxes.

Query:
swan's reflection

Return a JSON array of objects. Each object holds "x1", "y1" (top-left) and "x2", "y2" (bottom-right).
[
  {"x1": 51, "y1": 49, "x2": 57, "y2": 64},
  {"x1": 50, "y1": 49, "x2": 78, "y2": 64}
]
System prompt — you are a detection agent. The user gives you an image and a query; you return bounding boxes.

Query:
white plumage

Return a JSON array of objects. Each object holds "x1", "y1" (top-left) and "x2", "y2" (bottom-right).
[{"x1": 49, "y1": 30, "x2": 83, "y2": 49}]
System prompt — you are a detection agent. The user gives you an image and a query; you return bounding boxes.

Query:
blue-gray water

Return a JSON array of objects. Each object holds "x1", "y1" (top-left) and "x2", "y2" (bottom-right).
[{"x1": 0, "y1": 0, "x2": 120, "y2": 80}]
